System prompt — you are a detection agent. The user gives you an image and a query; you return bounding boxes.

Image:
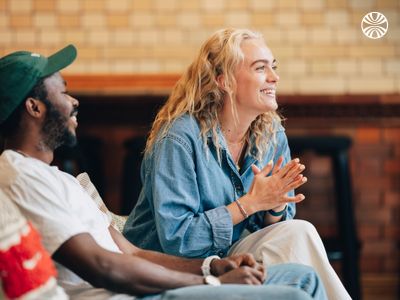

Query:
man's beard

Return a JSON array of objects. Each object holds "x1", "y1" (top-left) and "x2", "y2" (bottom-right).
[{"x1": 41, "y1": 101, "x2": 77, "y2": 150}]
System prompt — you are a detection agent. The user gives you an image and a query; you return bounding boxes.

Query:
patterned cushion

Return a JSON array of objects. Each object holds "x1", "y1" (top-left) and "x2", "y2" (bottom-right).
[
  {"x1": 0, "y1": 191, "x2": 68, "y2": 299},
  {"x1": 76, "y1": 173, "x2": 127, "y2": 232}
]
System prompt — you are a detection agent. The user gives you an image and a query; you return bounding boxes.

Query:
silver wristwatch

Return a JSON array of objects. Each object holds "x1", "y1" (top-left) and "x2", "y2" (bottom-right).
[{"x1": 203, "y1": 275, "x2": 221, "y2": 286}]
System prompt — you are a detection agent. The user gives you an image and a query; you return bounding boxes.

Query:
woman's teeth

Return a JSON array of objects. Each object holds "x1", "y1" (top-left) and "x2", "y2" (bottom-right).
[{"x1": 260, "y1": 89, "x2": 275, "y2": 95}]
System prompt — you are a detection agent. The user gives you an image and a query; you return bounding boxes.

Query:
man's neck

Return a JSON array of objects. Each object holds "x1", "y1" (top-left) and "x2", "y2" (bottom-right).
[{"x1": 5, "y1": 140, "x2": 54, "y2": 164}]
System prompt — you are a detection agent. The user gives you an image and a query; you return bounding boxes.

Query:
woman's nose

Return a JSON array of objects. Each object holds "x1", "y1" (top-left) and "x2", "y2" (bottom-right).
[{"x1": 267, "y1": 67, "x2": 279, "y2": 83}]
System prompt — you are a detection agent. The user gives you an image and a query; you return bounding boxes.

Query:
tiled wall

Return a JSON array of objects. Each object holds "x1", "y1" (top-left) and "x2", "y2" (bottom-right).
[{"x1": 1, "y1": 0, "x2": 400, "y2": 94}]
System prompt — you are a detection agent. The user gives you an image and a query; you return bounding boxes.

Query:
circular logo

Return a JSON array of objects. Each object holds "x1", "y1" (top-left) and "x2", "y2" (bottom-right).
[{"x1": 361, "y1": 12, "x2": 388, "y2": 39}]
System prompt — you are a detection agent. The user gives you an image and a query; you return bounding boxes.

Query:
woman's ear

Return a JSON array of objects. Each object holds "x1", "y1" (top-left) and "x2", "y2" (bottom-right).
[
  {"x1": 216, "y1": 74, "x2": 226, "y2": 91},
  {"x1": 25, "y1": 98, "x2": 45, "y2": 119}
]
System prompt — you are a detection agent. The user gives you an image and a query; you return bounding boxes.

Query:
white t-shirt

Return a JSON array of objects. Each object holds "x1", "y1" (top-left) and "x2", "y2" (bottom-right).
[{"x1": 0, "y1": 150, "x2": 133, "y2": 300}]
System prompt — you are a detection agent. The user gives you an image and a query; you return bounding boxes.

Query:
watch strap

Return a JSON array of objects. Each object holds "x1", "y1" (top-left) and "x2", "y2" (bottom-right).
[{"x1": 268, "y1": 204, "x2": 287, "y2": 217}]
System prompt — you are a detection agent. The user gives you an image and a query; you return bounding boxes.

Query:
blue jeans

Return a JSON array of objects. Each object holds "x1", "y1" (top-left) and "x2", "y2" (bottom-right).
[{"x1": 140, "y1": 263, "x2": 327, "y2": 300}]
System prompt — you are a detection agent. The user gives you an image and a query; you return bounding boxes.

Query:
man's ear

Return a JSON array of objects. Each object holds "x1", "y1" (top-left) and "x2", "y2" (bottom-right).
[{"x1": 25, "y1": 98, "x2": 45, "y2": 119}]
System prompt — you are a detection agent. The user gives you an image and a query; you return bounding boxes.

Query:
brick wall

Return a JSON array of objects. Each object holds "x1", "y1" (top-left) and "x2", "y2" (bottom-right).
[
  {"x1": 289, "y1": 124, "x2": 400, "y2": 271},
  {"x1": 286, "y1": 119, "x2": 400, "y2": 299},
  {"x1": 1, "y1": 0, "x2": 400, "y2": 94}
]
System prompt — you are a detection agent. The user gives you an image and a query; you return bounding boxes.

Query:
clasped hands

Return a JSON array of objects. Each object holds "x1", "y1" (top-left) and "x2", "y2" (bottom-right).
[{"x1": 211, "y1": 253, "x2": 266, "y2": 285}]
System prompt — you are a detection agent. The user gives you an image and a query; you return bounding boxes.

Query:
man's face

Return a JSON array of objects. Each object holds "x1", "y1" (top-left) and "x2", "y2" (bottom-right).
[
  {"x1": 233, "y1": 38, "x2": 279, "y2": 119},
  {"x1": 41, "y1": 73, "x2": 79, "y2": 150}
]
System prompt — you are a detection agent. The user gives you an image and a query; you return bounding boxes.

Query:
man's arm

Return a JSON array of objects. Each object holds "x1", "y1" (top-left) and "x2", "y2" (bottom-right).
[
  {"x1": 53, "y1": 232, "x2": 266, "y2": 296},
  {"x1": 53, "y1": 233, "x2": 203, "y2": 296},
  {"x1": 109, "y1": 226, "x2": 261, "y2": 277},
  {"x1": 110, "y1": 225, "x2": 203, "y2": 274}
]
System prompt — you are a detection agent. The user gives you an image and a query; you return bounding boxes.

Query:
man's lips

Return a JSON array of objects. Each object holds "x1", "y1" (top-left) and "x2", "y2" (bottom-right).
[{"x1": 70, "y1": 110, "x2": 78, "y2": 126}]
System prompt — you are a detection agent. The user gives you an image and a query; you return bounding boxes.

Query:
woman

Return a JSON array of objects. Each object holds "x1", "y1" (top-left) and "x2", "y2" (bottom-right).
[{"x1": 123, "y1": 28, "x2": 350, "y2": 299}]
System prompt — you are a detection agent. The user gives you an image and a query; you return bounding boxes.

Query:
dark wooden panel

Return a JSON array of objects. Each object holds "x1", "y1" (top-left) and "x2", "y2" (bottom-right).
[{"x1": 73, "y1": 93, "x2": 400, "y2": 127}]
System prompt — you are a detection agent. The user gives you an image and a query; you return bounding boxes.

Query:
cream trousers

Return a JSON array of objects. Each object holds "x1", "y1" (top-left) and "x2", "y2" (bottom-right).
[{"x1": 228, "y1": 219, "x2": 351, "y2": 300}]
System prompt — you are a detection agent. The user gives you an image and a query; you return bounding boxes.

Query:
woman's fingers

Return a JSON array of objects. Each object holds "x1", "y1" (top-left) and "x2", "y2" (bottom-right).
[
  {"x1": 258, "y1": 161, "x2": 273, "y2": 176},
  {"x1": 284, "y1": 193, "x2": 306, "y2": 204},
  {"x1": 272, "y1": 156, "x2": 284, "y2": 174},
  {"x1": 255, "y1": 158, "x2": 304, "y2": 180},
  {"x1": 283, "y1": 163, "x2": 305, "y2": 183},
  {"x1": 286, "y1": 175, "x2": 308, "y2": 192},
  {"x1": 276, "y1": 158, "x2": 300, "y2": 178},
  {"x1": 251, "y1": 164, "x2": 261, "y2": 175}
]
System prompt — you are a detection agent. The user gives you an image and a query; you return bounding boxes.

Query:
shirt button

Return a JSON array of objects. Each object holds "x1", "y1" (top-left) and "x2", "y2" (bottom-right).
[{"x1": 218, "y1": 251, "x2": 224, "y2": 257}]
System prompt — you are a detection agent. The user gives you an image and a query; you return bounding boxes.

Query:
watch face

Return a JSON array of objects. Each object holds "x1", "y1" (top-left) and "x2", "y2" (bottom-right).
[{"x1": 204, "y1": 275, "x2": 221, "y2": 286}]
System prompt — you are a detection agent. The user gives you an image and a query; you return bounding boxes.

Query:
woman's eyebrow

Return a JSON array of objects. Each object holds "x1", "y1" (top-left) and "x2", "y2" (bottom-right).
[{"x1": 250, "y1": 58, "x2": 277, "y2": 67}]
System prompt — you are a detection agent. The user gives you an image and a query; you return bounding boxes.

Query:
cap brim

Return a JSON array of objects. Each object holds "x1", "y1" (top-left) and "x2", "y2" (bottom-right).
[{"x1": 41, "y1": 44, "x2": 77, "y2": 78}]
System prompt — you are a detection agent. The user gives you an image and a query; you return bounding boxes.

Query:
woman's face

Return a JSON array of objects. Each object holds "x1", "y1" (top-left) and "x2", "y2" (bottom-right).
[{"x1": 233, "y1": 38, "x2": 279, "y2": 118}]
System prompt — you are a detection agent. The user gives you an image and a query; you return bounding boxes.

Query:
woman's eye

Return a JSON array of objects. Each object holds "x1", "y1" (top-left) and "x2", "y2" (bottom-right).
[
  {"x1": 256, "y1": 65, "x2": 265, "y2": 71},
  {"x1": 272, "y1": 65, "x2": 278, "y2": 70}
]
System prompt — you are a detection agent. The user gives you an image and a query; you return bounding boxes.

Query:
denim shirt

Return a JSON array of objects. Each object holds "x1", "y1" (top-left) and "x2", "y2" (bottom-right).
[{"x1": 123, "y1": 114, "x2": 295, "y2": 258}]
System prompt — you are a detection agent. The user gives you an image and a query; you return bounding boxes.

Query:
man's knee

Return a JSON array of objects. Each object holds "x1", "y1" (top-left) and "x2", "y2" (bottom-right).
[
  {"x1": 269, "y1": 262, "x2": 315, "y2": 276},
  {"x1": 276, "y1": 263, "x2": 326, "y2": 299},
  {"x1": 267, "y1": 263, "x2": 316, "y2": 281},
  {"x1": 161, "y1": 285, "x2": 314, "y2": 300}
]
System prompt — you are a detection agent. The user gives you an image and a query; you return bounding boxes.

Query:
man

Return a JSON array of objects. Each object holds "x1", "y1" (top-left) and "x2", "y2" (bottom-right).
[{"x1": 0, "y1": 45, "x2": 327, "y2": 300}]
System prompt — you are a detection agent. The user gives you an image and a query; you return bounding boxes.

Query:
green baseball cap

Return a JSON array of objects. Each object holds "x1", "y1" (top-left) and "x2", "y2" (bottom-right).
[{"x1": 0, "y1": 44, "x2": 77, "y2": 124}]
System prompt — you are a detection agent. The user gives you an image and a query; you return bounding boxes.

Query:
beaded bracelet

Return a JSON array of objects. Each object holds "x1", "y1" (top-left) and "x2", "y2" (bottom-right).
[{"x1": 235, "y1": 199, "x2": 249, "y2": 219}]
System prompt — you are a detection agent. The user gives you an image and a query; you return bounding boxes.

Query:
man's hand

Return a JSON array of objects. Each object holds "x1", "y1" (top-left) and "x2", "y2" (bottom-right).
[
  {"x1": 211, "y1": 253, "x2": 265, "y2": 280},
  {"x1": 218, "y1": 266, "x2": 265, "y2": 285}
]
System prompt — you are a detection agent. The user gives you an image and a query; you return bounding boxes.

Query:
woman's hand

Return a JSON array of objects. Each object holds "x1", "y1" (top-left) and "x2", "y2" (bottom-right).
[{"x1": 243, "y1": 157, "x2": 307, "y2": 214}]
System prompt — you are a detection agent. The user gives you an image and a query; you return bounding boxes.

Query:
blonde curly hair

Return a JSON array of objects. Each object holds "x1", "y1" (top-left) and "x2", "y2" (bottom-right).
[{"x1": 145, "y1": 28, "x2": 282, "y2": 162}]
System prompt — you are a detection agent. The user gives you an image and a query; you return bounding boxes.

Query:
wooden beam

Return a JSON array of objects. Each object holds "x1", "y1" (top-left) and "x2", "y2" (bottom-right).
[
  {"x1": 64, "y1": 74, "x2": 400, "y2": 104},
  {"x1": 64, "y1": 74, "x2": 181, "y2": 95}
]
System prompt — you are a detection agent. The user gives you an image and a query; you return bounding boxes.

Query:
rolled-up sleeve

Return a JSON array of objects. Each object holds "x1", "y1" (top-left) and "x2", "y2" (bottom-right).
[{"x1": 150, "y1": 134, "x2": 233, "y2": 257}]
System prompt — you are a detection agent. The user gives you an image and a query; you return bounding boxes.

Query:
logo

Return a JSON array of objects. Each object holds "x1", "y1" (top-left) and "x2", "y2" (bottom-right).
[{"x1": 361, "y1": 12, "x2": 388, "y2": 39}]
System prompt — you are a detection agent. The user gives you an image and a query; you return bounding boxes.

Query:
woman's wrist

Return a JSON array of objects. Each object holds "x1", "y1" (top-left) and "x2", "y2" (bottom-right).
[
  {"x1": 270, "y1": 204, "x2": 287, "y2": 212},
  {"x1": 268, "y1": 204, "x2": 287, "y2": 217},
  {"x1": 238, "y1": 194, "x2": 258, "y2": 216}
]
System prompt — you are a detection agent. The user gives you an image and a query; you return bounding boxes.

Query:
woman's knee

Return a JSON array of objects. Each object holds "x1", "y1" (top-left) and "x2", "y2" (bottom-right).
[{"x1": 282, "y1": 220, "x2": 319, "y2": 238}]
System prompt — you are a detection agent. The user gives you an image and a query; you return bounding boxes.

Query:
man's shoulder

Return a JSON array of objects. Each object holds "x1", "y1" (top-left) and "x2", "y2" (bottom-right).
[
  {"x1": 0, "y1": 150, "x2": 55, "y2": 181},
  {"x1": 0, "y1": 150, "x2": 65, "y2": 197},
  {"x1": 0, "y1": 150, "x2": 22, "y2": 186}
]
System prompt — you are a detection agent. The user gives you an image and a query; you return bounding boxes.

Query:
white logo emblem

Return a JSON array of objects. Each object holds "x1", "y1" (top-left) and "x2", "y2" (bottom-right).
[
  {"x1": 361, "y1": 12, "x2": 388, "y2": 39},
  {"x1": 31, "y1": 53, "x2": 40, "y2": 57}
]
